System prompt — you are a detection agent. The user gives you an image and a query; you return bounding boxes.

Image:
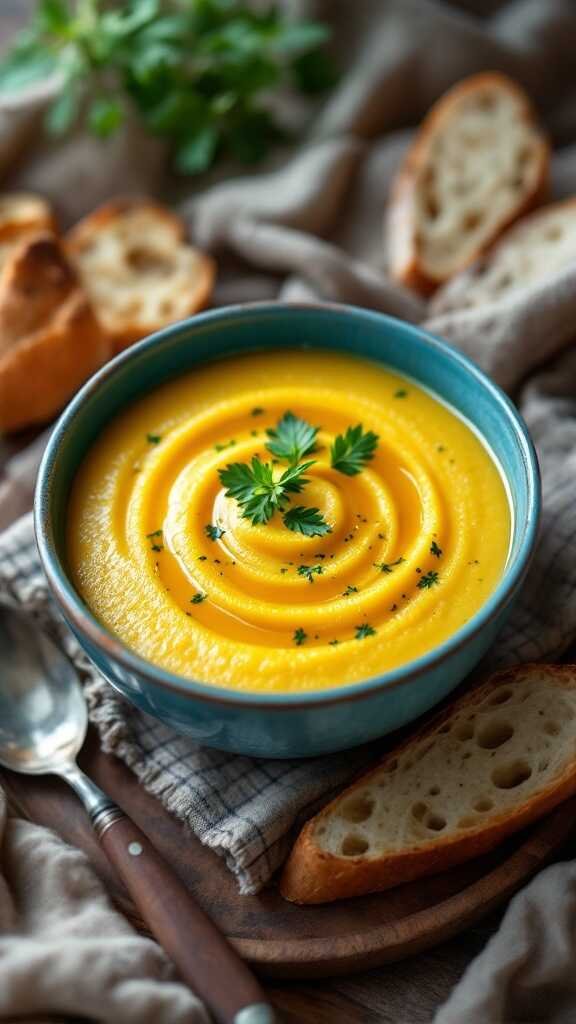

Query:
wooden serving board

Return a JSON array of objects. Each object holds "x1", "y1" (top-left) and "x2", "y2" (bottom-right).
[{"x1": 2, "y1": 725, "x2": 574, "y2": 980}]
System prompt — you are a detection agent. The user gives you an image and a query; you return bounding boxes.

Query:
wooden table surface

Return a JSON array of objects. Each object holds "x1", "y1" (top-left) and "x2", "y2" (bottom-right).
[{"x1": 0, "y1": 4, "x2": 573, "y2": 1022}]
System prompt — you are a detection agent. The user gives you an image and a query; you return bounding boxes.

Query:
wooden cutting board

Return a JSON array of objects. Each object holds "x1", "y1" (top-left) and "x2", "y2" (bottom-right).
[{"x1": 2, "y1": 725, "x2": 574, "y2": 980}]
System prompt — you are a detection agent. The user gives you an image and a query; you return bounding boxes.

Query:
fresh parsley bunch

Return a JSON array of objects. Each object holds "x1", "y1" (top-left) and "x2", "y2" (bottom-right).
[{"x1": 0, "y1": 0, "x2": 336, "y2": 174}]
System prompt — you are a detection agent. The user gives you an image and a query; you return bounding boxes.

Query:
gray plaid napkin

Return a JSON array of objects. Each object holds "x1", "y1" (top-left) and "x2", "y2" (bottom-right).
[{"x1": 1, "y1": 321, "x2": 576, "y2": 893}]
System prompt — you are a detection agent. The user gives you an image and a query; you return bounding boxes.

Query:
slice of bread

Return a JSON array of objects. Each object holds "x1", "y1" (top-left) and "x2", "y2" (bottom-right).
[
  {"x1": 0, "y1": 234, "x2": 111, "y2": 432},
  {"x1": 280, "y1": 664, "x2": 576, "y2": 904},
  {"x1": 430, "y1": 197, "x2": 576, "y2": 315},
  {"x1": 0, "y1": 192, "x2": 56, "y2": 275},
  {"x1": 66, "y1": 198, "x2": 215, "y2": 353},
  {"x1": 386, "y1": 73, "x2": 549, "y2": 295}
]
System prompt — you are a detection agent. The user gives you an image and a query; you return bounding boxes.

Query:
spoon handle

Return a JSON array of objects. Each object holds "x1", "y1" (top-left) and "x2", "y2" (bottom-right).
[{"x1": 97, "y1": 813, "x2": 276, "y2": 1024}]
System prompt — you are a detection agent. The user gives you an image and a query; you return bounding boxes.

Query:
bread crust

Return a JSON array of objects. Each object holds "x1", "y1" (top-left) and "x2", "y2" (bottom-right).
[
  {"x1": 430, "y1": 195, "x2": 576, "y2": 316},
  {"x1": 0, "y1": 192, "x2": 57, "y2": 276},
  {"x1": 66, "y1": 197, "x2": 216, "y2": 352},
  {"x1": 0, "y1": 234, "x2": 111, "y2": 432},
  {"x1": 386, "y1": 72, "x2": 549, "y2": 295},
  {"x1": 280, "y1": 664, "x2": 576, "y2": 904}
]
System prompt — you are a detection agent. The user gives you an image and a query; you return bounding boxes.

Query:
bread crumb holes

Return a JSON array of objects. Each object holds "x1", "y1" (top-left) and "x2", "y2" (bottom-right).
[
  {"x1": 341, "y1": 834, "x2": 369, "y2": 857},
  {"x1": 340, "y1": 795, "x2": 375, "y2": 824},
  {"x1": 492, "y1": 760, "x2": 532, "y2": 789},
  {"x1": 477, "y1": 719, "x2": 514, "y2": 750}
]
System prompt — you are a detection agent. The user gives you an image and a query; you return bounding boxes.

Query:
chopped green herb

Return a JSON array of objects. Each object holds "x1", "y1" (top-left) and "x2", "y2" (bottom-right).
[
  {"x1": 266, "y1": 411, "x2": 318, "y2": 464},
  {"x1": 436, "y1": 445, "x2": 446, "y2": 453},
  {"x1": 343, "y1": 585, "x2": 358, "y2": 596},
  {"x1": 205, "y1": 524, "x2": 225, "y2": 541},
  {"x1": 297, "y1": 564, "x2": 324, "y2": 584},
  {"x1": 146, "y1": 530, "x2": 163, "y2": 539},
  {"x1": 283, "y1": 506, "x2": 331, "y2": 537},
  {"x1": 250, "y1": 429, "x2": 259, "y2": 437},
  {"x1": 219, "y1": 456, "x2": 313, "y2": 525},
  {"x1": 191, "y1": 592, "x2": 207, "y2": 604},
  {"x1": 0, "y1": 3, "x2": 334, "y2": 177},
  {"x1": 418, "y1": 571, "x2": 440, "y2": 589},
  {"x1": 355, "y1": 623, "x2": 376, "y2": 640},
  {"x1": 374, "y1": 556, "x2": 405, "y2": 574},
  {"x1": 251, "y1": 407, "x2": 265, "y2": 417},
  {"x1": 280, "y1": 567, "x2": 288, "y2": 574},
  {"x1": 330, "y1": 424, "x2": 379, "y2": 476},
  {"x1": 394, "y1": 389, "x2": 408, "y2": 399},
  {"x1": 329, "y1": 639, "x2": 339, "y2": 646},
  {"x1": 151, "y1": 543, "x2": 163, "y2": 553},
  {"x1": 430, "y1": 540, "x2": 442, "y2": 558},
  {"x1": 146, "y1": 433, "x2": 162, "y2": 445},
  {"x1": 197, "y1": 555, "x2": 207, "y2": 561},
  {"x1": 214, "y1": 440, "x2": 236, "y2": 452},
  {"x1": 293, "y1": 627, "x2": 308, "y2": 646}
]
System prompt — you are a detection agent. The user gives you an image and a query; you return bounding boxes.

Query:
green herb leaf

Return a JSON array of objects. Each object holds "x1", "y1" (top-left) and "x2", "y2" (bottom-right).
[
  {"x1": 146, "y1": 433, "x2": 162, "y2": 444},
  {"x1": 88, "y1": 96, "x2": 124, "y2": 138},
  {"x1": 330, "y1": 424, "x2": 379, "y2": 476},
  {"x1": 251, "y1": 407, "x2": 265, "y2": 416},
  {"x1": 418, "y1": 571, "x2": 440, "y2": 589},
  {"x1": 430, "y1": 540, "x2": 442, "y2": 558},
  {"x1": 355, "y1": 624, "x2": 376, "y2": 640},
  {"x1": 145, "y1": 529, "x2": 163, "y2": 539},
  {"x1": 394, "y1": 389, "x2": 408, "y2": 399},
  {"x1": 297, "y1": 564, "x2": 324, "y2": 584},
  {"x1": 191, "y1": 592, "x2": 207, "y2": 604},
  {"x1": 46, "y1": 86, "x2": 82, "y2": 135},
  {"x1": 0, "y1": 1, "x2": 334, "y2": 176},
  {"x1": 205, "y1": 524, "x2": 225, "y2": 541},
  {"x1": 266, "y1": 411, "x2": 318, "y2": 464},
  {"x1": 219, "y1": 456, "x2": 314, "y2": 526},
  {"x1": 283, "y1": 506, "x2": 331, "y2": 537},
  {"x1": 374, "y1": 557, "x2": 405, "y2": 574},
  {"x1": 293, "y1": 627, "x2": 308, "y2": 646},
  {"x1": 343, "y1": 585, "x2": 358, "y2": 596},
  {"x1": 175, "y1": 124, "x2": 219, "y2": 174}
]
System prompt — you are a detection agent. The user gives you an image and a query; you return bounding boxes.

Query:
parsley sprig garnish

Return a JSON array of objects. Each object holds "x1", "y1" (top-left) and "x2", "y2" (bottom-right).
[
  {"x1": 355, "y1": 624, "x2": 376, "y2": 639},
  {"x1": 297, "y1": 564, "x2": 324, "y2": 583},
  {"x1": 0, "y1": 1, "x2": 335, "y2": 176},
  {"x1": 219, "y1": 457, "x2": 317, "y2": 524},
  {"x1": 283, "y1": 506, "x2": 331, "y2": 537},
  {"x1": 330, "y1": 424, "x2": 379, "y2": 476},
  {"x1": 266, "y1": 412, "x2": 318, "y2": 464},
  {"x1": 374, "y1": 556, "x2": 405, "y2": 574},
  {"x1": 205, "y1": 524, "x2": 226, "y2": 541},
  {"x1": 418, "y1": 571, "x2": 440, "y2": 589}
]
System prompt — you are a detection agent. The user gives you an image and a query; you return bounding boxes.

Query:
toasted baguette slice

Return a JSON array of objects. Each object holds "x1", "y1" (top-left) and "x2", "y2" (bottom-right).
[
  {"x1": 430, "y1": 197, "x2": 576, "y2": 315},
  {"x1": 0, "y1": 192, "x2": 56, "y2": 275},
  {"x1": 386, "y1": 73, "x2": 549, "y2": 295},
  {"x1": 66, "y1": 198, "x2": 215, "y2": 353},
  {"x1": 280, "y1": 664, "x2": 576, "y2": 904},
  {"x1": 0, "y1": 234, "x2": 111, "y2": 432}
]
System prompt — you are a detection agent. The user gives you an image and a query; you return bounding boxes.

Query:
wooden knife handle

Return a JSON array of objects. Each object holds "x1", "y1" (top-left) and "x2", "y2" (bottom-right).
[{"x1": 98, "y1": 814, "x2": 277, "y2": 1024}]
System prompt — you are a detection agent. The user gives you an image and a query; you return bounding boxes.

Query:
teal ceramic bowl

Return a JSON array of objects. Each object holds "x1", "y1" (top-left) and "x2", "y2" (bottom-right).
[{"x1": 35, "y1": 303, "x2": 540, "y2": 758}]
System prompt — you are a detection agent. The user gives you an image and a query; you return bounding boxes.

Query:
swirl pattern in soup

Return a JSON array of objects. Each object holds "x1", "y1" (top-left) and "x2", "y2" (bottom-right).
[{"x1": 68, "y1": 349, "x2": 511, "y2": 692}]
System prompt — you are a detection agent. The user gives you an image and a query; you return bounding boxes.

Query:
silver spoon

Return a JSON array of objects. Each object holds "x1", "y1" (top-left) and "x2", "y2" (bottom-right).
[{"x1": 0, "y1": 604, "x2": 276, "y2": 1024}]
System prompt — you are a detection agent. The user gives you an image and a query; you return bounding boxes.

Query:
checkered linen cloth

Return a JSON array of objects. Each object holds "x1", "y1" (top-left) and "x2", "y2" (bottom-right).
[{"x1": 1, "y1": 325, "x2": 576, "y2": 893}]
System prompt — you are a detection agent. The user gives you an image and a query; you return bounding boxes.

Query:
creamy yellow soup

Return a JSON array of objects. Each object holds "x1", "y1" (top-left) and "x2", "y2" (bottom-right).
[{"x1": 68, "y1": 350, "x2": 511, "y2": 692}]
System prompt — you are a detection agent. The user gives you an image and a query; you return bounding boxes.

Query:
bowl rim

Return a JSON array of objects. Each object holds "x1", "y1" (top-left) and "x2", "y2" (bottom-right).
[{"x1": 35, "y1": 300, "x2": 541, "y2": 711}]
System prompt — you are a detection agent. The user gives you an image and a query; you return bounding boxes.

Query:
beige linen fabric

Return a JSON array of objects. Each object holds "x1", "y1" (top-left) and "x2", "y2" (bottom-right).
[
  {"x1": 0, "y1": 792, "x2": 207, "y2": 1023},
  {"x1": 2, "y1": 1, "x2": 576, "y2": 1022}
]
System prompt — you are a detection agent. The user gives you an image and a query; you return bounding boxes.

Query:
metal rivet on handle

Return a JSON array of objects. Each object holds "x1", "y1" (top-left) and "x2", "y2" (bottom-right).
[
  {"x1": 233, "y1": 1005, "x2": 277, "y2": 1024},
  {"x1": 128, "y1": 842, "x2": 143, "y2": 856}
]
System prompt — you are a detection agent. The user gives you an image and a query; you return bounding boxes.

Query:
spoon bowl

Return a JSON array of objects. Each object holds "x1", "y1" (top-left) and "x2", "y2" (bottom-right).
[
  {"x1": 0, "y1": 601, "x2": 276, "y2": 1024},
  {"x1": 0, "y1": 605, "x2": 87, "y2": 774}
]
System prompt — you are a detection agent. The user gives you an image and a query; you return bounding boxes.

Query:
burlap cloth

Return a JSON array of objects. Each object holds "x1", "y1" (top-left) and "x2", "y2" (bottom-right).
[{"x1": 2, "y1": 1, "x2": 576, "y2": 1021}]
